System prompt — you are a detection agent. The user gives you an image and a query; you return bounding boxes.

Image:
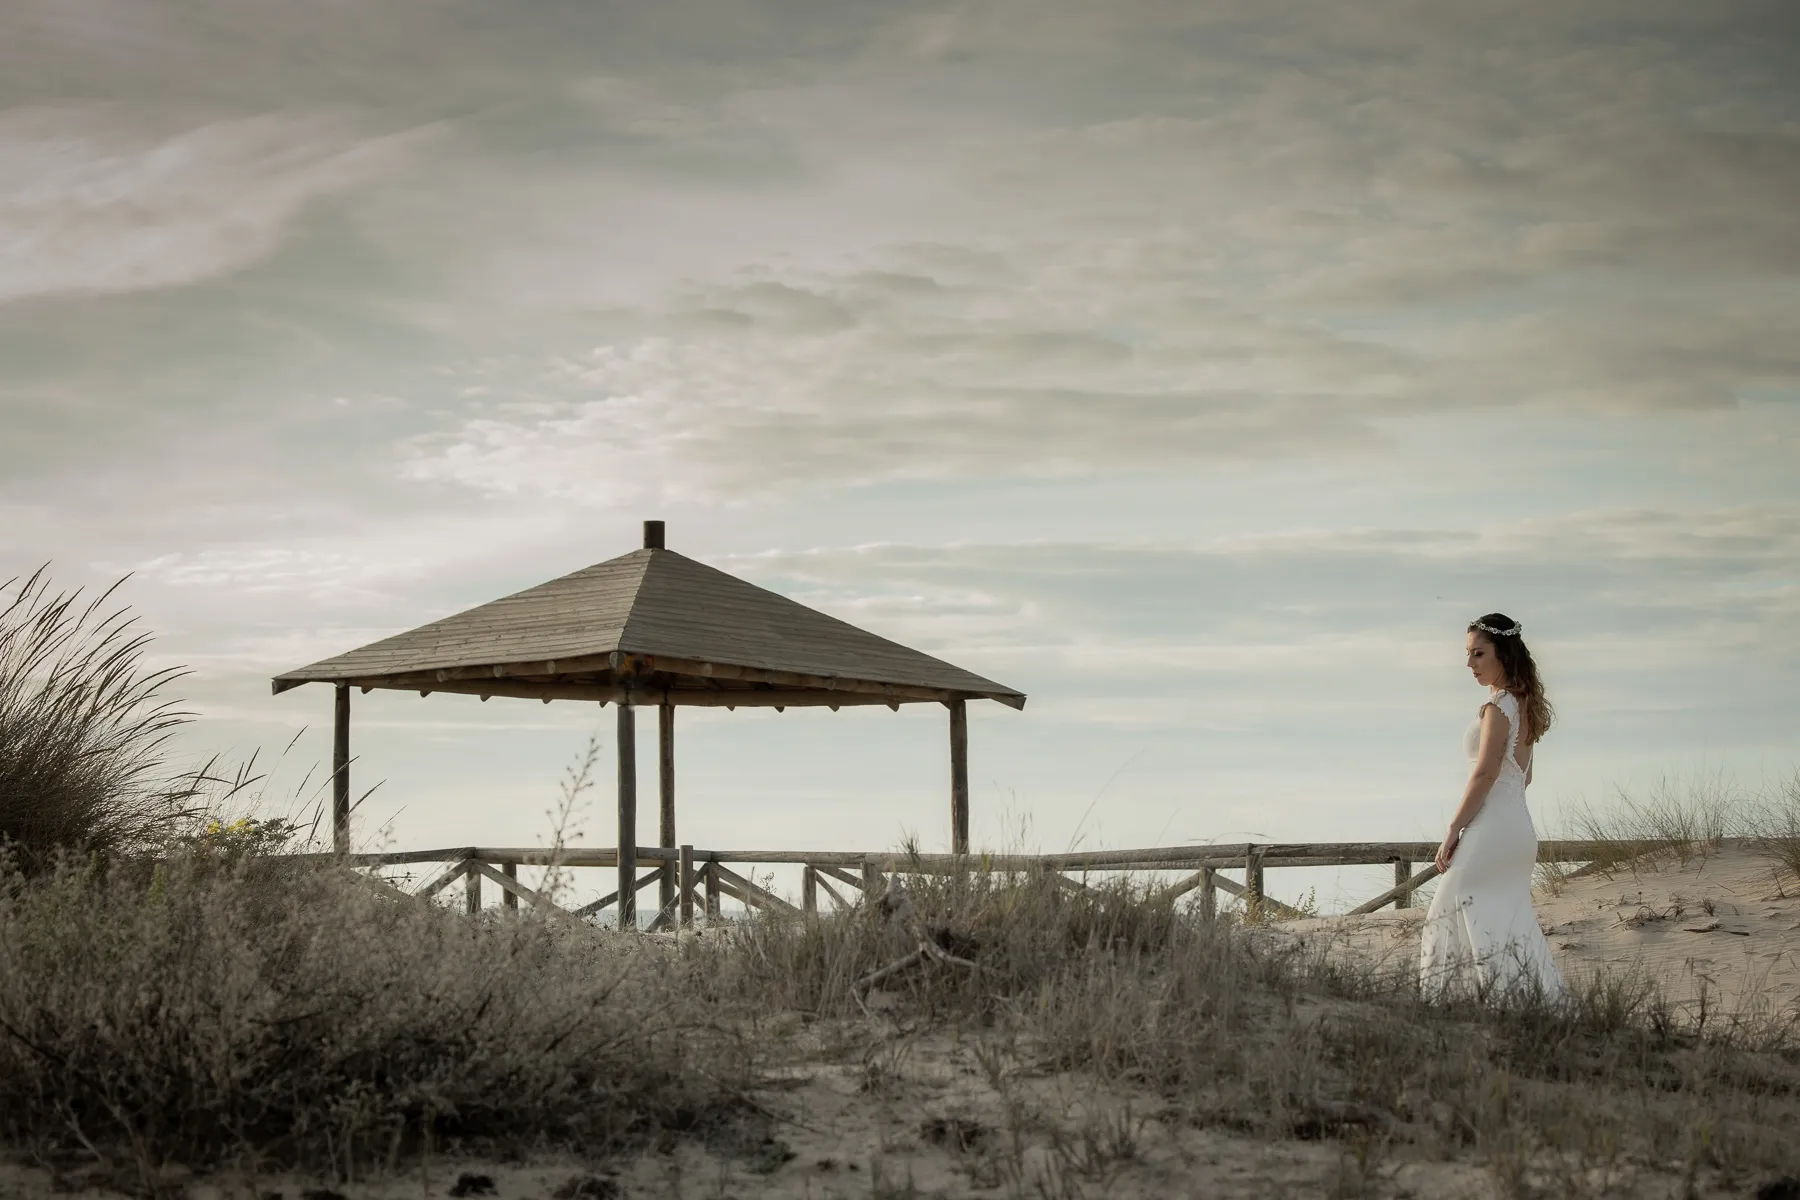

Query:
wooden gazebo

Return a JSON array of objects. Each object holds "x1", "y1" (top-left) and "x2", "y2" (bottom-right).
[{"x1": 272, "y1": 521, "x2": 1026, "y2": 923}]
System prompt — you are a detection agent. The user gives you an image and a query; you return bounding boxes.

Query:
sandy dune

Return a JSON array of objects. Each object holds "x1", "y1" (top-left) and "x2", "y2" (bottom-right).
[{"x1": 1270, "y1": 843, "x2": 1800, "y2": 1026}]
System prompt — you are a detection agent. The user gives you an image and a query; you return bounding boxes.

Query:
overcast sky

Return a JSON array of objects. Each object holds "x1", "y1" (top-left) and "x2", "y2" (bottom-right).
[{"x1": 4, "y1": 1, "x2": 1797, "y2": 908}]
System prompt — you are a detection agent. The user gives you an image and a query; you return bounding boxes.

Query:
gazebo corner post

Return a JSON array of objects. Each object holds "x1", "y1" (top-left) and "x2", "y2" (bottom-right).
[
  {"x1": 617, "y1": 692, "x2": 638, "y2": 931},
  {"x1": 948, "y1": 696, "x2": 969, "y2": 856},
  {"x1": 658, "y1": 701, "x2": 675, "y2": 916},
  {"x1": 332, "y1": 683, "x2": 351, "y2": 856}
]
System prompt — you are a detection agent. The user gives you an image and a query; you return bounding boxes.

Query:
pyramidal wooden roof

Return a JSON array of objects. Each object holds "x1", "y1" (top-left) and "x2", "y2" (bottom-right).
[{"x1": 272, "y1": 547, "x2": 1025, "y2": 710}]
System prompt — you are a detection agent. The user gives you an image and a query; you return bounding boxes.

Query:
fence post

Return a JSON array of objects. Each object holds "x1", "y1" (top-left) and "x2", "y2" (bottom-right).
[
  {"x1": 502, "y1": 861, "x2": 518, "y2": 911},
  {"x1": 861, "y1": 858, "x2": 881, "y2": 900},
  {"x1": 1393, "y1": 860, "x2": 1413, "y2": 909},
  {"x1": 679, "y1": 845, "x2": 695, "y2": 928},
  {"x1": 1245, "y1": 845, "x2": 1265, "y2": 922},
  {"x1": 464, "y1": 863, "x2": 482, "y2": 915},
  {"x1": 802, "y1": 865, "x2": 818, "y2": 915},
  {"x1": 704, "y1": 861, "x2": 721, "y2": 918},
  {"x1": 1199, "y1": 866, "x2": 1217, "y2": 921}
]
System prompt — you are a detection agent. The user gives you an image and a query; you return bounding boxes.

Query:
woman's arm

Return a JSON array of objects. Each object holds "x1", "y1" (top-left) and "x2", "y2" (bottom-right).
[{"x1": 1435, "y1": 704, "x2": 1510, "y2": 871}]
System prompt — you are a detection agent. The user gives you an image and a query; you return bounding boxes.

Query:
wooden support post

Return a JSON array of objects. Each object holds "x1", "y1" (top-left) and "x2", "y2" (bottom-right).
[
  {"x1": 502, "y1": 861, "x2": 518, "y2": 911},
  {"x1": 948, "y1": 697, "x2": 969, "y2": 855},
  {"x1": 711, "y1": 863, "x2": 802, "y2": 916},
  {"x1": 679, "y1": 844, "x2": 695, "y2": 928},
  {"x1": 862, "y1": 858, "x2": 881, "y2": 900},
  {"x1": 1393, "y1": 860, "x2": 1413, "y2": 909},
  {"x1": 1199, "y1": 866, "x2": 1217, "y2": 921},
  {"x1": 464, "y1": 863, "x2": 481, "y2": 915},
  {"x1": 658, "y1": 702, "x2": 675, "y2": 916},
  {"x1": 617, "y1": 697, "x2": 637, "y2": 931},
  {"x1": 813, "y1": 871, "x2": 850, "y2": 909},
  {"x1": 416, "y1": 858, "x2": 478, "y2": 901},
  {"x1": 1246, "y1": 845, "x2": 1265, "y2": 922},
  {"x1": 704, "y1": 861, "x2": 721, "y2": 918},
  {"x1": 1347, "y1": 863, "x2": 1440, "y2": 917},
  {"x1": 802, "y1": 866, "x2": 818, "y2": 915},
  {"x1": 332, "y1": 683, "x2": 351, "y2": 855}
]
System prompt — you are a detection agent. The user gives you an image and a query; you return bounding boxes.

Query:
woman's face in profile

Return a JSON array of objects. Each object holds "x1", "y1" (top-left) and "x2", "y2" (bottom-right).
[{"x1": 1465, "y1": 631, "x2": 1505, "y2": 689}]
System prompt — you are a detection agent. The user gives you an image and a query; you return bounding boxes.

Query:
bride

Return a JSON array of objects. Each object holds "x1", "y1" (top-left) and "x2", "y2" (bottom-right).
[{"x1": 1419, "y1": 613, "x2": 1568, "y2": 1003}]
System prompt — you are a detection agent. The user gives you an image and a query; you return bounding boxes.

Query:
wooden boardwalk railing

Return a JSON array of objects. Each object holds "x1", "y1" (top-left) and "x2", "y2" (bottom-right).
[{"x1": 305, "y1": 840, "x2": 1645, "y2": 930}]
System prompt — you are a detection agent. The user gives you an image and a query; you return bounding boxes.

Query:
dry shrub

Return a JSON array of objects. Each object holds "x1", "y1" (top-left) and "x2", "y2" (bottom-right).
[
  {"x1": 713, "y1": 866, "x2": 1188, "y2": 1020},
  {"x1": 0, "y1": 853, "x2": 747, "y2": 1186},
  {"x1": 714, "y1": 865, "x2": 1800, "y2": 1184}
]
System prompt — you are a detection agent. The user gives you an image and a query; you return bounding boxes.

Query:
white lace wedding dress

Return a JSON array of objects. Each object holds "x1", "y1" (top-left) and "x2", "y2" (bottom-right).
[{"x1": 1418, "y1": 689, "x2": 1567, "y2": 1003}]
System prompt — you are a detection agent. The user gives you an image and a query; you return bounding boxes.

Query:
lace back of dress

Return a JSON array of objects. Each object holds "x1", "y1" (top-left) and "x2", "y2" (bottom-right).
[{"x1": 1490, "y1": 691, "x2": 1527, "y2": 776}]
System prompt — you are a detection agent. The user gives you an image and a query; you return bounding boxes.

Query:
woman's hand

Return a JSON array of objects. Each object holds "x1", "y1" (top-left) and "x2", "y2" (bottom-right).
[{"x1": 1435, "y1": 828, "x2": 1460, "y2": 874}]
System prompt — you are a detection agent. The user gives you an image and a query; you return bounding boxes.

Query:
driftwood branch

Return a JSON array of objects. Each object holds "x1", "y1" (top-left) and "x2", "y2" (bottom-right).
[{"x1": 849, "y1": 880, "x2": 981, "y2": 1011}]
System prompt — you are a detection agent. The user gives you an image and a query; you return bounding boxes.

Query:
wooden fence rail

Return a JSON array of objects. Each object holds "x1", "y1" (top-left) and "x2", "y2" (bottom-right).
[{"x1": 305, "y1": 839, "x2": 1662, "y2": 929}]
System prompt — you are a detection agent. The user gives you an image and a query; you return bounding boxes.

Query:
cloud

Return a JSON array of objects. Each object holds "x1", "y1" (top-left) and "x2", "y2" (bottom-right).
[
  {"x1": 0, "y1": 105, "x2": 432, "y2": 303},
  {"x1": 716, "y1": 507, "x2": 1800, "y2": 687},
  {"x1": 3, "y1": 0, "x2": 1795, "y2": 508},
  {"x1": 397, "y1": 259, "x2": 1429, "y2": 502}
]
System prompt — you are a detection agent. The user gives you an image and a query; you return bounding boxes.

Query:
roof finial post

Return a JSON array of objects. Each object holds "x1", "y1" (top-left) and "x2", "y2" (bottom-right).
[{"x1": 643, "y1": 519, "x2": 665, "y2": 550}]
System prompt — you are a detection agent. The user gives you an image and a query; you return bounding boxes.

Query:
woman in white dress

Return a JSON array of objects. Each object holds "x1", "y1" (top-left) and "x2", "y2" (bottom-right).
[{"x1": 1418, "y1": 614, "x2": 1568, "y2": 1004}]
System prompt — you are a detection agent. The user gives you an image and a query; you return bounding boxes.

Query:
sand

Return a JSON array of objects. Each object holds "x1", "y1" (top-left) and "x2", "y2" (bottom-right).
[{"x1": 1267, "y1": 843, "x2": 1800, "y2": 1027}]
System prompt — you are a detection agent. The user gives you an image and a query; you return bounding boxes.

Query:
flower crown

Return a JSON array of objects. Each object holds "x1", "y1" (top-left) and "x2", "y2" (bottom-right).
[{"x1": 1471, "y1": 619, "x2": 1523, "y2": 638}]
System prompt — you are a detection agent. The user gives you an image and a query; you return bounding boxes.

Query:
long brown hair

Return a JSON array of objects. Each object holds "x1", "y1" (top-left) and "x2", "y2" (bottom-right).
[{"x1": 1469, "y1": 612, "x2": 1553, "y2": 744}]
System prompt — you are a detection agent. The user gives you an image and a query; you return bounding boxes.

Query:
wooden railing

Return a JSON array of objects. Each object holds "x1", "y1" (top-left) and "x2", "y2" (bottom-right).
[{"x1": 310, "y1": 839, "x2": 1644, "y2": 929}]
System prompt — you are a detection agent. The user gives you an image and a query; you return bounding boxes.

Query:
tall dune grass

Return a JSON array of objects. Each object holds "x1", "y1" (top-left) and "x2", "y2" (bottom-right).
[
  {"x1": 1557, "y1": 768, "x2": 1800, "y2": 884},
  {"x1": 0, "y1": 568, "x2": 215, "y2": 872},
  {"x1": 1748, "y1": 770, "x2": 1800, "y2": 886}
]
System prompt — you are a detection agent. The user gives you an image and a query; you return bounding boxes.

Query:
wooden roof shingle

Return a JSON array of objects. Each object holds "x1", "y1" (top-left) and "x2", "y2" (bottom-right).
[{"x1": 272, "y1": 548, "x2": 1025, "y2": 709}]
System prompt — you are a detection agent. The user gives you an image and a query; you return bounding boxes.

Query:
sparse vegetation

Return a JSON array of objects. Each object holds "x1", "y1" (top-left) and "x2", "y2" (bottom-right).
[
  {"x1": 1561, "y1": 769, "x2": 1739, "y2": 873},
  {"x1": 1555, "y1": 769, "x2": 1800, "y2": 895},
  {"x1": 1747, "y1": 771, "x2": 1800, "y2": 888},
  {"x1": 703, "y1": 865, "x2": 1800, "y2": 1191},
  {"x1": 0, "y1": 853, "x2": 748, "y2": 1190}
]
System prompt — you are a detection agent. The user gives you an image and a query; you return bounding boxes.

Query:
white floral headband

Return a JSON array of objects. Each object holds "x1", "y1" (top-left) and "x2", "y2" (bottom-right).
[{"x1": 1471, "y1": 619, "x2": 1523, "y2": 637}]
